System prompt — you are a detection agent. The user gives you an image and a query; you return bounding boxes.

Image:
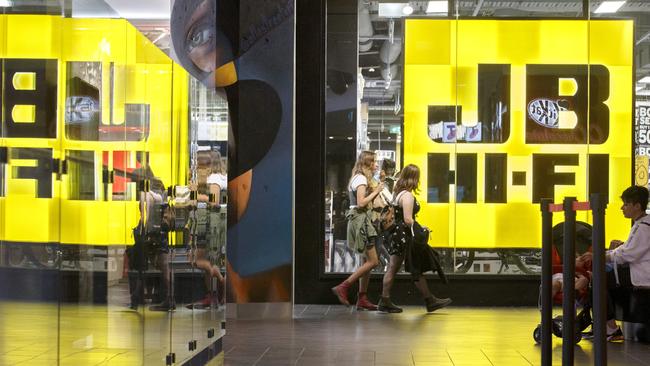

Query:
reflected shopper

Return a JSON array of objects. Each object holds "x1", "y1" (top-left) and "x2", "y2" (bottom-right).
[
  {"x1": 379, "y1": 164, "x2": 451, "y2": 313},
  {"x1": 332, "y1": 151, "x2": 382, "y2": 310},
  {"x1": 187, "y1": 150, "x2": 226, "y2": 309}
]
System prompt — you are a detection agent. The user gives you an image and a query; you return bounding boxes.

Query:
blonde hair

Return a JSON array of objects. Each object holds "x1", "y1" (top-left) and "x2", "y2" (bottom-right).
[
  {"x1": 394, "y1": 164, "x2": 420, "y2": 195},
  {"x1": 210, "y1": 151, "x2": 224, "y2": 175},
  {"x1": 349, "y1": 151, "x2": 376, "y2": 187},
  {"x1": 196, "y1": 150, "x2": 212, "y2": 184}
]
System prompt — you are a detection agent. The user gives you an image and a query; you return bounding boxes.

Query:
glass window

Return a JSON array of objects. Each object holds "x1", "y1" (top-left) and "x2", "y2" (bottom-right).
[
  {"x1": 67, "y1": 150, "x2": 96, "y2": 200},
  {"x1": 324, "y1": 0, "x2": 637, "y2": 277}
]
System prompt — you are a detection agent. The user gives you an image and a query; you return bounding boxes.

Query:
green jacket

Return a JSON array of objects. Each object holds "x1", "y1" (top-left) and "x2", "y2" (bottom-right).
[{"x1": 346, "y1": 208, "x2": 378, "y2": 253}]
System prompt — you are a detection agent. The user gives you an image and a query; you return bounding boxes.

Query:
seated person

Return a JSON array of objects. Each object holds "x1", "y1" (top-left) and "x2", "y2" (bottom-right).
[{"x1": 604, "y1": 185, "x2": 650, "y2": 341}]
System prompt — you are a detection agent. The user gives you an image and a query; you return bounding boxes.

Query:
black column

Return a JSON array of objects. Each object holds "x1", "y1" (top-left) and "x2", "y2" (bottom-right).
[
  {"x1": 540, "y1": 199, "x2": 553, "y2": 366},
  {"x1": 563, "y1": 197, "x2": 577, "y2": 366},
  {"x1": 295, "y1": 0, "x2": 327, "y2": 302},
  {"x1": 591, "y1": 193, "x2": 608, "y2": 366}
]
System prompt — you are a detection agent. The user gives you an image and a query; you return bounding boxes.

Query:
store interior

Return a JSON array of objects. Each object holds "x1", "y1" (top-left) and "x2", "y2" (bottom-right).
[{"x1": 323, "y1": 0, "x2": 649, "y2": 280}]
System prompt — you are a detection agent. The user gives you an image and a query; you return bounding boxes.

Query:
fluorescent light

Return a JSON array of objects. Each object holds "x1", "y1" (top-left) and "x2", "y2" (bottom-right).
[
  {"x1": 402, "y1": 4, "x2": 414, "y2": 15},
  {"x1": 378, "y1": 3, "x2": 407, "y2": 18},
  {"x1": 426, "y1": 1, "x2": 448, "y2": 13},
  {"x1": 594, "y1": 1, "x2": 626, "y2": 14},
  {"x1": 0, "y1": 0, "x2": 13, "y2": 7},
  {"x1": 639, "y1": 76, "x2": 650, "y2": 84}
]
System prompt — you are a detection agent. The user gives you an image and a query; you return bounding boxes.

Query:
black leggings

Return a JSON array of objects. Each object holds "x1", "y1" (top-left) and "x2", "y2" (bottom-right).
[{"x1": 605, "y1": 265, "x2": 632, "y2": 321}]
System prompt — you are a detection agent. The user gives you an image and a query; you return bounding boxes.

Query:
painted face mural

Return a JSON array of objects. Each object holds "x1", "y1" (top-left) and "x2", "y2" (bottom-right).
[{"x1": 171, "y1": 0, "x2": 294, "y2": 303}]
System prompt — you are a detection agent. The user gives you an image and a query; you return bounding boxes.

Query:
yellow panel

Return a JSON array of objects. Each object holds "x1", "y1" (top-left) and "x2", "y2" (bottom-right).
[
  {"x1": 5, "y1": 15, "x2": 61, "y2": 58},
  {"x1": 590, "y1": 20, "x2": 633, "y2": 66},
  {"x1": 405, "y1": 20, "x2": 452, "y2": 65},
  {"x1": 11, "y1": 105, "x2": 36, "y2": 123},
  {"x1": 405, "y1": 19, "x2": 632, "y2": 249},
  {"x1": 12, "y1": 72, "x2": 36, "y2": 90},
  {"x1": 0, "y1": 15, "x2": 190, "y2": 246}
]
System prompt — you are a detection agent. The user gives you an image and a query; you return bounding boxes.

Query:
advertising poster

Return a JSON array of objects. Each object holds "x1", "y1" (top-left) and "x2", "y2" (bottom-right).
[
  {"x1": 171, "y1": 0, "x2": 294, "y2": 303},
  {"x1": 635, "y1": 101, "x2": 650, "y2": 188}
]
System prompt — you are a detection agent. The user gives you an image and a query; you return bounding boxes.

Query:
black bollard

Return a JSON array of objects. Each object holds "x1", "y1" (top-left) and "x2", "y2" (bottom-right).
[
  {"x1": 540, "y1": 199, "x2": 553, "y2": 366},
  {"x1": 563, "y1": 197, "x2": 577, "y2": 366},
  {"x1": 590, "y1": 193, "x2": 607, "y2": 366}
]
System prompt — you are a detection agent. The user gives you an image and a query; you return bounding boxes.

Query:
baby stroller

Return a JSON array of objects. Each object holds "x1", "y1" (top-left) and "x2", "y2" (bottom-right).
[{"x1": 533, "y1": 222, "x2": 594, "y2": 344}]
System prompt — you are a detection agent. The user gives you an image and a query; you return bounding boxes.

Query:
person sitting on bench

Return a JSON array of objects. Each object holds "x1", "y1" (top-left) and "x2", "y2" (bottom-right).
[{"x1": 604, "y1": 185, "x2": 650, "y2": 342}]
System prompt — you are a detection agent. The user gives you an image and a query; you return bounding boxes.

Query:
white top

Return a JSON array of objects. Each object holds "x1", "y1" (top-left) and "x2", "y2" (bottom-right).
[
  {"x1": 349, "y1": 174, "x2": 368, "y2": 191},
  {"x1": 348, "y1": 174, "x2": 368, "y2": 208},
  {"x1": 607, "y1": 214, "x2": 650, "y2": 287},
  {"x1": 207, "y1": 173, "x2": 227, "y2": 190}
]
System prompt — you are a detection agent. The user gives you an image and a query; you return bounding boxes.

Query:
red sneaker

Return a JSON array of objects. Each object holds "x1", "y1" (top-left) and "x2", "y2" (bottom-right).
[
  {"x1": 331, "y1": 283, "x2": 351, "y2": 306},
  {"x1": 356, "y1": 293, "x2": 378, "y2": 311}
]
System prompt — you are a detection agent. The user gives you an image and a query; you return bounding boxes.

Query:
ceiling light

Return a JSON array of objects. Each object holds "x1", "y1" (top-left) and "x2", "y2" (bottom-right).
[
  {"x1": 369, "y1": 67, "x2": 376, "y2": 72},
  {"x1": 639, "y1": 76, "x2": 650, "y2": 84},
  {"x1": 402, "y1": 4, "x2": 414, "y2": 15},
  {"x1": 594, "y1": 1, "x2": 626, "y2": 14},
  {"x1": 0, "y1": 0, "x2": 13, "y2": 7},
  {"x1": 426, "y1": 1, "x2": 448, "y2": 13}
]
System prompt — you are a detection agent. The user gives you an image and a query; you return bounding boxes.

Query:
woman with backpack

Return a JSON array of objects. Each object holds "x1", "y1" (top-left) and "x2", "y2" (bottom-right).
[
  {"x1": 378, "y1": 164, "x2": 452, "y2": 313},
  {"x1": 331, "y1": 151, "x2": 383, "y2": 310}
]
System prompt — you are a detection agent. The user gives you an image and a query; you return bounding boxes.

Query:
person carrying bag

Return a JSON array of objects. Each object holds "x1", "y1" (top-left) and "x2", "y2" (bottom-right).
[{"x1": 378, "y1": 164, "x2": 451, "y2": 313}]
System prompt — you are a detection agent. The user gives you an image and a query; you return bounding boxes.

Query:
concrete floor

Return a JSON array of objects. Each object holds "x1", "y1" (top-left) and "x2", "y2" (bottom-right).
[{"x1": 224, "y1": 305, "x2": 650, "y2": 366}]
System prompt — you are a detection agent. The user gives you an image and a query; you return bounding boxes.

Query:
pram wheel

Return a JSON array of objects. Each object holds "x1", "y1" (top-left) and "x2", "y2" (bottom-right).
[
  {"x1": 534, "y1": 321, "x2": 582, "y2": 344},
  {"x1": 533, "y1": 325, "x2": 542, "y2": 344}
]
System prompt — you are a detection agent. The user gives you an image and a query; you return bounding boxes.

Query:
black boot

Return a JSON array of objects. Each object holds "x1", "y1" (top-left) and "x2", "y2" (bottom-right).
[
  {"x1": 425, "y1": 296, "x2": 452, "y2": 313},
  {"x1": 378, "y1": 297, "x2": 403, "y2": 313}
]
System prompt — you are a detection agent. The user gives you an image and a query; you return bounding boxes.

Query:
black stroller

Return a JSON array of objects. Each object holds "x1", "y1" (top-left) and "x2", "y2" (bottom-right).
[{"x1": 533, "y1": 222, "x2": 594, "y2": 344}]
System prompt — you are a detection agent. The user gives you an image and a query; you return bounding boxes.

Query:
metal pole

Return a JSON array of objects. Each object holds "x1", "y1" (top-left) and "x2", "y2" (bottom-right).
[
  {"x1": 563, "y1": 197, "x2": 577, "y2": 366},
  {"x1": 540, "y1": 199, "x2": 553, "y2": 366},
  {"x1": 590, "y1": 193, "x2": 607, "y2": 366}
]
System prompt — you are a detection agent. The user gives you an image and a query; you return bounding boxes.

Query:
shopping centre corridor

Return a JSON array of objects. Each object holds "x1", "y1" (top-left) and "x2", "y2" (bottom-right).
[{"x1": 224, "y1": 306, "x2": 650, "y2": 366}]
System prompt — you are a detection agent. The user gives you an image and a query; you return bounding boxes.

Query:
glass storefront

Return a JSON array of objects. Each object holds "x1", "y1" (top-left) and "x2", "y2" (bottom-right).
[
  {"x1": 0, "y1": 2, "x2": 226, "y2": 365},
  {"x1": 324, "y1": 0, "x2": 648, "y2": 277}
]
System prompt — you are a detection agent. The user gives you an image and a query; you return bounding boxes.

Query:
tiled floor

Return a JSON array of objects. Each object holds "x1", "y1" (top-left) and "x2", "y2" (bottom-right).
[
  {"x1": 224, "y1": 305, "x2": 650, "y2": 366},
  {"x1": 0, "y1": 291, "x2": 225, "y2": 365}
]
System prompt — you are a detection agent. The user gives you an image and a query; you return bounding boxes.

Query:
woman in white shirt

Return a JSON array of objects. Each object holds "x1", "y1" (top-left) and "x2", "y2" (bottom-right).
[{"x1": 332, "y1": 151, "x2": 383, "y2": 310}]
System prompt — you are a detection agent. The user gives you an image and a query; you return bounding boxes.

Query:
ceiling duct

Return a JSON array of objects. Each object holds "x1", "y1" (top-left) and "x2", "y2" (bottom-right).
[
  {"x1": 379, "y1": 19, "x2": 401, "y2": 83},
  {"x1": 359, "y1": 2, "x2": 374, "y2": 52},
  {"x1": 379, "y1": 32, "x2": 402, "y2": 64},
  {"x1": 381, "y1": 63, "x2": 399, "y2": 83}
]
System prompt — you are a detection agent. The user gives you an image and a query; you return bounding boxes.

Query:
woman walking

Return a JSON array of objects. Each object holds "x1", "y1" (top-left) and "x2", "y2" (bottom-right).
[
  {"x1": 332, "y1": 151, "x2": 383, "y2": 310},
  {"x1": 378, "y1": 164, "x2": 452, "y2": 313}
]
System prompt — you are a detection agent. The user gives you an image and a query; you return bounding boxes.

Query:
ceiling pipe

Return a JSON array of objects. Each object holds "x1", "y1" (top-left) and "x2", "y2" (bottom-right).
[{"x1": 359, "y1": 2, "x2": 374, "y2": 52}]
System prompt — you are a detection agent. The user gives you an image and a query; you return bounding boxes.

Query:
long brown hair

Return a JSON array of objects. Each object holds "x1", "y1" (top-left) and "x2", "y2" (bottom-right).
[
  {"x1": 349, "y1": 151, "x2": 376, "y2": 186},
  {"x1": 393, "y1": 164, "x2": 420, "y2": 195}
]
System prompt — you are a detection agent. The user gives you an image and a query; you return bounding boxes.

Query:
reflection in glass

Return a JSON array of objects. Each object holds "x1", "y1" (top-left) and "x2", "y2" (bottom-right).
[
  {"x1": 67, "y1": 150, "x2": 96, "y2": 201},
  {"x1": 186, "y1": 77, "x2": 228, "y2": 347},
  {"x1": 65, "y1": 62, "x2": 101, "y2": 141}
]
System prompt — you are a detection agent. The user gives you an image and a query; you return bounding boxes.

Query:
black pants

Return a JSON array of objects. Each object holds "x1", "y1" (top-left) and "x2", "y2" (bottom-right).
[{"x1": 606, "y1": 265, "x2": 633, "y2": 321}]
